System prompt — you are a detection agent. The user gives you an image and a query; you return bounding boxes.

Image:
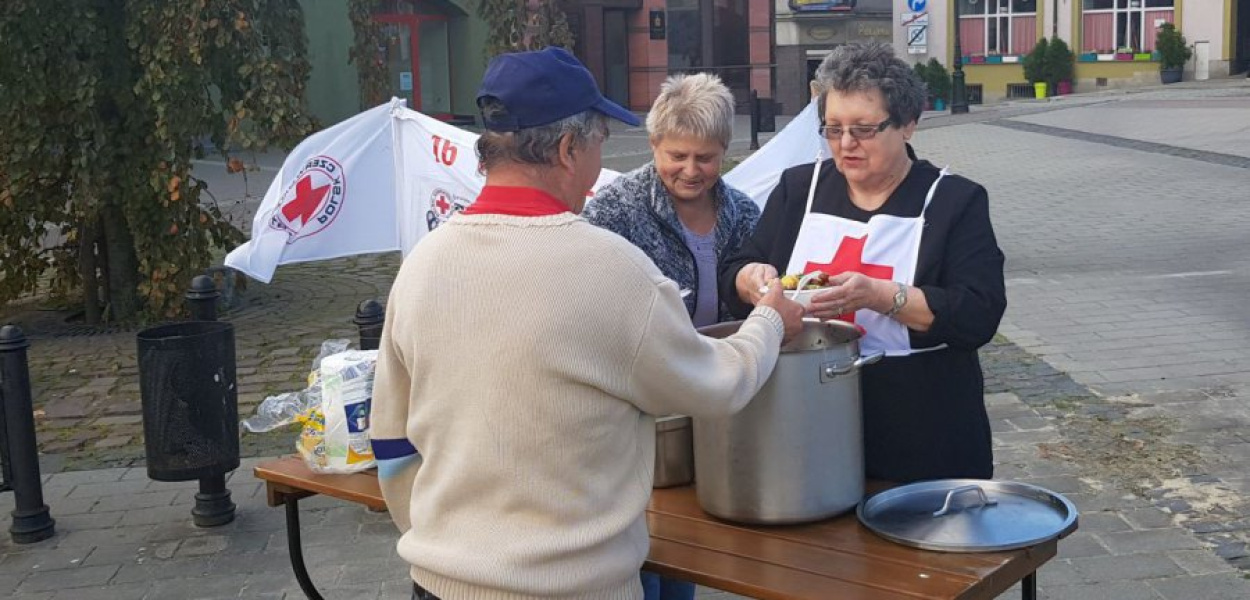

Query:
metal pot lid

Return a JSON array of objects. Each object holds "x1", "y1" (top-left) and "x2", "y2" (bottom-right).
[{"x1": 857, "y1": 479, "x2": 1079, "y2": 553}]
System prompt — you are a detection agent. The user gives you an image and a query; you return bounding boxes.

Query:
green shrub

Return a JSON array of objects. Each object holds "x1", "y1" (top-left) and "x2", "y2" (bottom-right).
[
  {"x1": 1044, "y1": 37, "x2": 1075, "y2": 89},
  {"x1": 925, "y1": 58, "x2": 951, "y2": 104},
  {"x1": 1022, "y1": 38, "x2": 1049, "y2": 84},
  {"x1": 913, "y1": 61, "x2": 930, "y2": 98},
  {"x1": 1155, "y1": 23, "x2": 1192, "y2": 69}
]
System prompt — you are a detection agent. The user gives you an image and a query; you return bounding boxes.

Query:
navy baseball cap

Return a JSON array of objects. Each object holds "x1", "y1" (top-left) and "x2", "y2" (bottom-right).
[{"x1": 476, "y1": 46, "x2": 641, "y2": 131}]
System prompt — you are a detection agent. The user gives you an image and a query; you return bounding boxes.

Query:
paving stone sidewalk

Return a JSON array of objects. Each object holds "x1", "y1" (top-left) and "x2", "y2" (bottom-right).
[{"x1": 2, "y1": 336, "x2": 1249, "y2": 599}]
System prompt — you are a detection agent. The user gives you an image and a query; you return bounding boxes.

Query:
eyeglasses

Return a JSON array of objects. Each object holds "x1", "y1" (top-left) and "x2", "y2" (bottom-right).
[{"x1": 819, "y1": 120, "x2": 893, "y2": 141}]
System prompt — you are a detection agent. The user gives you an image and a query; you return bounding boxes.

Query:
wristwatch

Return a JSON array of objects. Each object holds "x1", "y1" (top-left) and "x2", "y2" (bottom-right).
[{"x1": 884, "y1": 282, "x2": 908, "y2": 318}]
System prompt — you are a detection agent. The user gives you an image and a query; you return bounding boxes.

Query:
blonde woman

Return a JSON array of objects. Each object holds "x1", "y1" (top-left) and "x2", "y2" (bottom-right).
[{"x1": 584, "y1": 72, "x2": 759, "y2": 329}]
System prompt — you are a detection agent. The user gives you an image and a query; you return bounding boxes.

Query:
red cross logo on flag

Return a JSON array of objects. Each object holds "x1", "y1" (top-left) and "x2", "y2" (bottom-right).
[
  {"x1": 433, "y1": 190, "x2": 452, "y2": 215},
  {"x1": 268, "y1": 155, "x2": 347, "y2": 243}
]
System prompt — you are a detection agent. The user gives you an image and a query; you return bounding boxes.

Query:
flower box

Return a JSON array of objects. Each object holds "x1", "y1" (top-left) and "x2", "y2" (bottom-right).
[
  {"x1": 1001, "y1": 55, "x2": 1020, "y2": 64},
  {"x1": 1115, "y1": 52, "x2": 1133, "y2": 60},
  {"x1": 969, "y1": 56, "x2": 986, "y2": 64},
  {"x1": 985, "y1": 55, "x2": 1004, "y2": 64},
  {"x1": 1079, "y1": 52, "x2": 1098, "y2": 62},
  {"x1": 1134, "y1": 53, "x2": 1153, "y2": 61},
  {"x1": 1097, "y1": 53, "x2": 1116, "y2": 61}
]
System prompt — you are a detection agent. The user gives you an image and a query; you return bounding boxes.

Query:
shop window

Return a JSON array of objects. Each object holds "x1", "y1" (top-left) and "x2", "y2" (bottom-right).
[
  {"x1": 958, "y1": 0, "x2": 1038, "y2": 57},
  {"x1": 1081, "y1": 0, "x2": 1174, "y2": 53}
]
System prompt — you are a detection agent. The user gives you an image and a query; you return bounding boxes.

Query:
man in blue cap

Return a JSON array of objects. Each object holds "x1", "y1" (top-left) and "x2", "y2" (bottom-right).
[{"x1": 370, "y1": 47, "x2": 802, "y2": 600}]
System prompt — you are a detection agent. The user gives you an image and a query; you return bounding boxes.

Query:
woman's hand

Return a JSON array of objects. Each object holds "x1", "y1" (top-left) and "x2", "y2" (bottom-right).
[
  {"x1": 807, "y1": 272, "x2": 892, "y2": 321},
  {"x1": 756, "y1": 278, "x2": 806, "y2": 343},
  {"x1": 735, "y1": 262, "x2": 779, "y2": 305}
]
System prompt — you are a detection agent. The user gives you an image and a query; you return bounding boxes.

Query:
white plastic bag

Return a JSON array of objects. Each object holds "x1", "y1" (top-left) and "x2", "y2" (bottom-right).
[
  {"x1": 315, "y1": 350, "x2": 378, "y2": 473},
  {"x1": 241, "y1": 339, "x2": 350, "y2": 433}
]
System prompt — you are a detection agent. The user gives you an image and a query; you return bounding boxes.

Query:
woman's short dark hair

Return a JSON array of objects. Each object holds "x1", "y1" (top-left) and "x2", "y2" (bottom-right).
[{"x1": 813, "y1": 42, "x2": 927, "y2": 127}]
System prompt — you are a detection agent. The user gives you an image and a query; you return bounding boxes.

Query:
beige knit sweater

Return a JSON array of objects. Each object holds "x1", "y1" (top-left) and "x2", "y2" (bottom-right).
[{"x1": 371, "y1": 211, "x2": 784, "y2": 600}]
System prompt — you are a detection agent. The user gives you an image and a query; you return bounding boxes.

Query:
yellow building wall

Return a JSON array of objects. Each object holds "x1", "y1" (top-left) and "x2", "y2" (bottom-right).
[
  {"x1": 1073, "y1": 61, "x2": 1164, "y2": 88},
  {"x1": 961, "y1": 64, "x2": 1026, "y2": 100}
]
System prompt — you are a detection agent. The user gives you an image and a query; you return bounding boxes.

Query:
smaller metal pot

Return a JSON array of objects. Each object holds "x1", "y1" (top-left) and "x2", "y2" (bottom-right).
[{"x1": 653, "y1": 415, "x2": 694, "y2": 488}]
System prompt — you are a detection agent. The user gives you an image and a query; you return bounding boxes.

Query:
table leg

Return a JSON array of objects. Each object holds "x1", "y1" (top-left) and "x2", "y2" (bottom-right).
[
  {"x1": 285, "y1": 498, "x2": 325, "y2": 600},
  {"x1": 1021, "y1": 571, "x2": 1037, "y2": 600}
]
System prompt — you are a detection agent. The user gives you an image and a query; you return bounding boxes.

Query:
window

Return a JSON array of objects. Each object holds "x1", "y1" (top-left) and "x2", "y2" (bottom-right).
[
  {"x1": 958, "y1": 0, "x2": 1038, "y2": 57},
  {"x1": 1081, "y1": 0, "x2": 1175, "y2": 53}
]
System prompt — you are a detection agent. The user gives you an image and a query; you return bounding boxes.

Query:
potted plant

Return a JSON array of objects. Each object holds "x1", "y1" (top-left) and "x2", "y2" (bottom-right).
[
  {"x1": 925, "y1": 58, "x2": 951, "y2": 111},
  {"x1": 1023, "y1": 38, "x2": 1049, "y2": 97},
  {"x1": 1045, "y1": 37, "x2": 1075, "y2": 95},
  {"x1": 1155, "y1": 23, "x2": 1191, "y2": 84},
  {"x1": 913, "y1": 61, "x2": 932, "y2": 109}
]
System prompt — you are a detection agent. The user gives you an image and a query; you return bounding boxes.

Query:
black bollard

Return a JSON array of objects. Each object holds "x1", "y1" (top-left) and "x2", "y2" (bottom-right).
[
  {"x1": 186, "y1": 275, "x2": 220, "y2": 322},
  {"x1": 354, "y1": 299, "x2": 385, "y2": 351},
  {"x1": 0, "y1": 325, "x2": 56, "y2": 543},
  {"x1": 749, "y1": 89, "x2": 761, "y2": 151}
]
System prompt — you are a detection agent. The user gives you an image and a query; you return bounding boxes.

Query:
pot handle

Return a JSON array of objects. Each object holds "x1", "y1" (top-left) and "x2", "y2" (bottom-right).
[
  {"x1": 820, "y1": 351, "x2": 885, "y2": 380},
  {"x1": 932, "y1": 485, "x2": 998, "y2": 517}
]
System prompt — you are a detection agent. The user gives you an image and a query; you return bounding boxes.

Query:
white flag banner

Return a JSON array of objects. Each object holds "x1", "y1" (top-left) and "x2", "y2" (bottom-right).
[
  {"x1": 226, "y1": 97, "x2": 818, "y2": 281},
  {"x1": 392, "y1": 109, "x2": 487, "y2": 254},
  {"x1": 225, "y1": 99, "x2": 404, "y2": 283},
  {"x1": 722, "y1": 100, "x2": 823, "y2": 208},
  {"x1": 393, "y1": 110, "x2": 622, "y2": 254}
]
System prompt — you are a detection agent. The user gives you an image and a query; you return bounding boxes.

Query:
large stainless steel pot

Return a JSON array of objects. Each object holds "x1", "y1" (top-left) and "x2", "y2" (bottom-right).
[{"x1": 694, "y1": 319, "x2": 882, "y2": 524}]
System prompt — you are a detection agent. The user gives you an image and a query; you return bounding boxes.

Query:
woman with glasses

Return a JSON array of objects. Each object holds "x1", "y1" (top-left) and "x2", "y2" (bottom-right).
[{"x1": 720, "y1": 42, "x2": 1006, "y2": 483}]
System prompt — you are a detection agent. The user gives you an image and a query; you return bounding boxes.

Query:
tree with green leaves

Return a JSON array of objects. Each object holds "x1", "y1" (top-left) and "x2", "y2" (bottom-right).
[
  {"x1": 349, "y1": 0, "x2": 389, "y2": 110},
  {"x1": 479, "y1": 0, "x2": 574, "y2": 59},
  {"x1": 0, "y1": 0, "x2": 316, "y2": 323}
]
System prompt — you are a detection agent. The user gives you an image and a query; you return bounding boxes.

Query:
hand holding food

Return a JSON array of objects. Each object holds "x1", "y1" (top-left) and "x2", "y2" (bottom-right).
[
  {"x1": 756, "y1": 278, "x2": 805, "y2": 343},
  {"x1": 808, "y1": 271, "x2": 892, "y2": 320},
  {"x1": 736, "y1": 262, "x2": 779, "y2": 305}
]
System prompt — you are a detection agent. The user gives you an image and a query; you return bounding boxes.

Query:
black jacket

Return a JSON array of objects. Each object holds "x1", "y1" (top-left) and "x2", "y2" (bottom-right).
[{"x1": 719, "y1": 150, "x2": 1007, "y2": 482}]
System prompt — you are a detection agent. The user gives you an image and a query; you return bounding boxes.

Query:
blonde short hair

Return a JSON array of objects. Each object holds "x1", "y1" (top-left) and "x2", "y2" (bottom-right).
[{"x1": 645, "y1": 73, "x2": 735, "y2": 148}]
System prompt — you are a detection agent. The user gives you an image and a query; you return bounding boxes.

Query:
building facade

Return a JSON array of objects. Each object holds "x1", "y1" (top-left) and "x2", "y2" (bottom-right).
[
  {"x1": 893, "y1": 0, "x2": 1249, "y2": 102},
  {"x1": 563, "y1": 0, "x2": 776, "y2": 114},
  {"x1": 299, "y1": 1, "x2": 775, "y2": 127},
  {"x1": 775, "y1": 0, "x2": 896, "y2": 115},
  {"x1": 300, "y1": 0, "x2": 488, "y2": 126}
]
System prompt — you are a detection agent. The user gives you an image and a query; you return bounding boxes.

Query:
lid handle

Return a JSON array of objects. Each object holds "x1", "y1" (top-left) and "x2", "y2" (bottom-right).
[{"x1": 932, "y1": 485, "x2": 998, "y2": 517}]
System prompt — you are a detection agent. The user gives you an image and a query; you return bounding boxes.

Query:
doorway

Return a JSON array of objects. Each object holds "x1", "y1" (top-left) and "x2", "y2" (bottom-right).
[
  {"x1": 603, "y1": 10, "x2": 630, "y2": 106},
  {"x1": 375, "y1": 13, "x2": 451, "y2": 116}
]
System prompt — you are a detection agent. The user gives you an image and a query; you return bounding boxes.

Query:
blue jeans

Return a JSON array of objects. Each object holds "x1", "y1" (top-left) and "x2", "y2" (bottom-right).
[{"x1": 641, "y1": 571, "x2": 696, "y2": 600}]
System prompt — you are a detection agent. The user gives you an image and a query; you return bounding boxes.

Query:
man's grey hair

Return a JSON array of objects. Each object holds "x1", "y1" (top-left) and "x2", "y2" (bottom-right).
[
  {"x1": 812, "y1": 42, "x2": 926, "y2": 128},
  {"x1": 646, "y1": 72, "x2": 734, "y2": 148},
  {"x1": 475, "y1": 99, "x2": 609, "y2": 172}
]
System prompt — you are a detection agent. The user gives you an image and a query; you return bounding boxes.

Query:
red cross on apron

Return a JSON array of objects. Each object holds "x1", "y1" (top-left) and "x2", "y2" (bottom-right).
[{"x1": 784, "y1": 160, "x2": 949, "y2": 356}]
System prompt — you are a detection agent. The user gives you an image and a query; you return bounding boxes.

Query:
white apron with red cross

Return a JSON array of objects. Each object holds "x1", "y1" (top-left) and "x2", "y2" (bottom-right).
[{"x1": 785, "y1": 161, "x2": 949, "y2": 357}]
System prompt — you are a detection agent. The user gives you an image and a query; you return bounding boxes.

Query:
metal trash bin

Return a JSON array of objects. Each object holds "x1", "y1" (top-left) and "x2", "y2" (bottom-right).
[{"x1": 136, "y1": 321, "x2": 239, "y2": 526}]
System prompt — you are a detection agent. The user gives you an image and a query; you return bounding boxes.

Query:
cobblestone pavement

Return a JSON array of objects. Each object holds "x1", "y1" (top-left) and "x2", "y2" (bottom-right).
[{"x1": 2, "y1": 77, "x2": 1250, "y2": 598}]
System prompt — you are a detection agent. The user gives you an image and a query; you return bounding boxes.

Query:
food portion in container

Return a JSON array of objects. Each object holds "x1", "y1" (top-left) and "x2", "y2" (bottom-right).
[{"x1": 781, "y1": 271, "x2": 833, "y2": 291}]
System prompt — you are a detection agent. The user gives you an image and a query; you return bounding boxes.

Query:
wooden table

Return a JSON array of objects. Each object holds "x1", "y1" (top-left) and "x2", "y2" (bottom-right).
[
  {"x1": 646, "y1": 486, "x2": 1053, "y2": 600},
  {"x1": 256, "y1": 457, "x2": 1057, "y2": 600}
]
